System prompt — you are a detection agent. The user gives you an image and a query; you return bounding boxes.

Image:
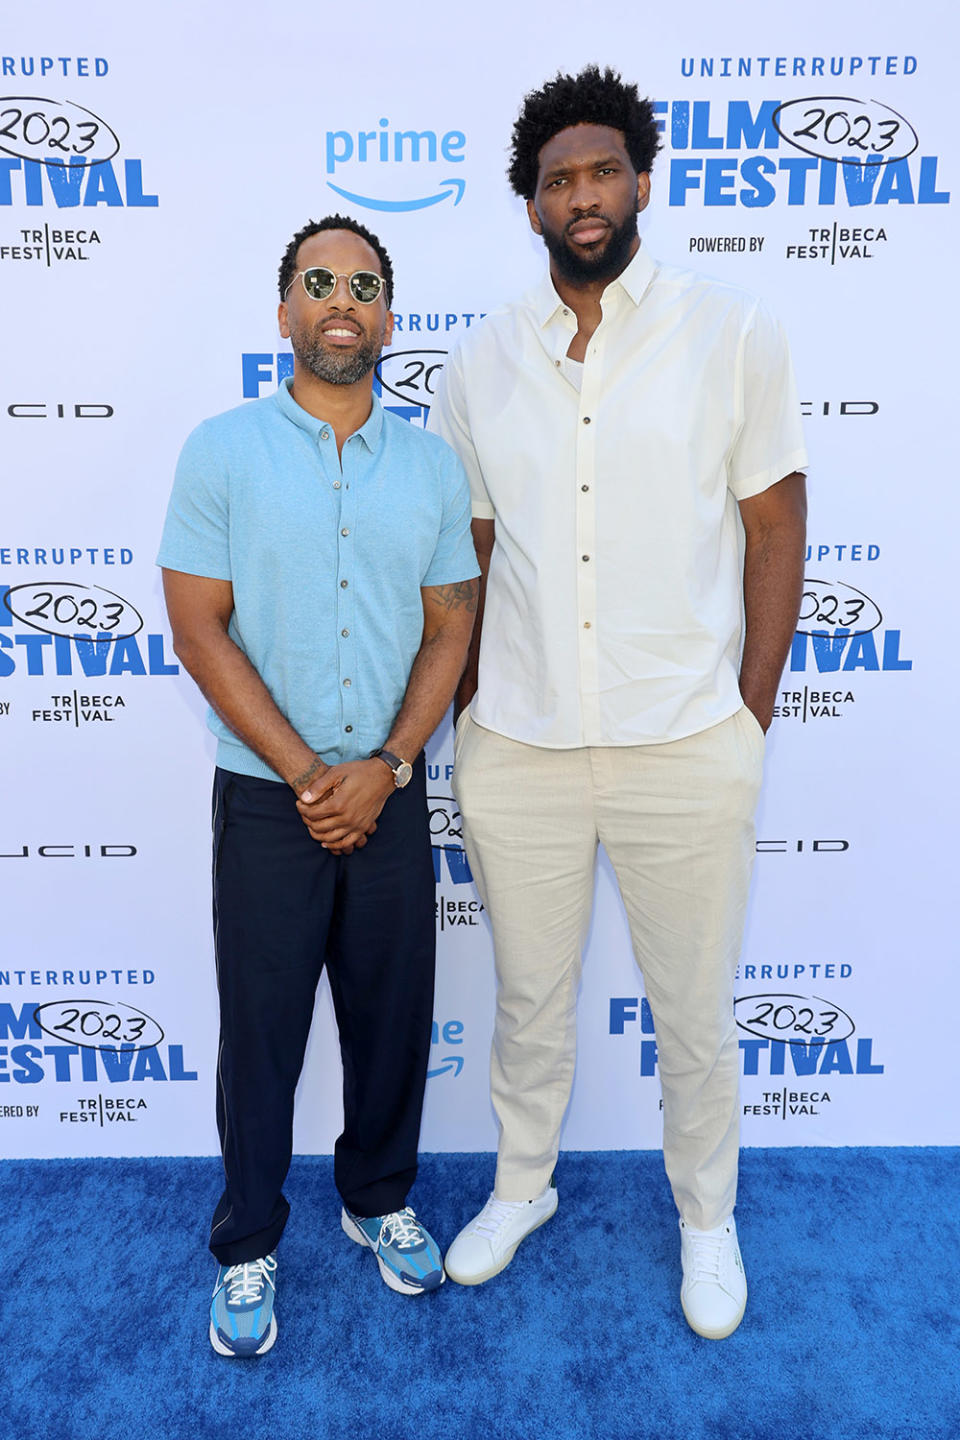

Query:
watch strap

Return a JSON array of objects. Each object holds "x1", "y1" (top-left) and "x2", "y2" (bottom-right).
[{"x1": 374, "y1": 748, "x2": 406, "y2": 772}]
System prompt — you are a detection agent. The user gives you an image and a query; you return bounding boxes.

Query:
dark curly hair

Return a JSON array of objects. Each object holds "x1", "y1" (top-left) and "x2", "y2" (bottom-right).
[
  {"x1": 278, "y1": 214, "x2": 394, "y2": 307},
  {"x1": 508, "y1": 66, "x2": 661, "y2": 200}
]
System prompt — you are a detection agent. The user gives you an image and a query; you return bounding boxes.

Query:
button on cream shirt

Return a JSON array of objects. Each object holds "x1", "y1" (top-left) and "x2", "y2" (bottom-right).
[{"x1": 429, "y1": 246, "x2": 808, "y2": 747}]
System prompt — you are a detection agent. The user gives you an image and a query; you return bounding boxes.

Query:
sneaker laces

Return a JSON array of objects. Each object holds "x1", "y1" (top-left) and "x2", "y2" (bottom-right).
[
  {"x1": 378, "y1": 1208, "x2": 424, "y2": 1250},
  {"x1": 472, "y1": 1194, "x2": 526, "y2": 1240},
  {"x1": 223, "y1": 1253, "x2": 276, "y2": 1303},
  {"x1": 683, "y1": 1226, "x2": 728, "y2": 1284}
]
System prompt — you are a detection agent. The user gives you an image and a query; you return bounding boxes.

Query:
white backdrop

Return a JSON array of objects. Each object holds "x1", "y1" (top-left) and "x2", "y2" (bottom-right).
[{"x1": 1, "y1": 0, "x2": 956, "y2": 1159}]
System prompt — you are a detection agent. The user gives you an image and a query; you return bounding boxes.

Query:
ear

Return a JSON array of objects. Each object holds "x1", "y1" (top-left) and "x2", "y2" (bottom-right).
[
  {"x1": 526, "y1": 197, "x2": 543, "y2": 236},
  {"x1": 383, "y1": 310, "x2": 394, "y2": 348},
  {"x1": 278, "y1": 300, "x2": 290, "y2": 340},
  {"x1": 636, "y1": 172, "x2": 651, "y2": 215}
]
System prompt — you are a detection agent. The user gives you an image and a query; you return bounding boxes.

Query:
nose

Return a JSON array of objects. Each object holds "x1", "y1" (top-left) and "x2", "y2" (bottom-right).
[
  {"x1": 327, "y1": 273, "x2": 356, "y2": 307},
  {"x1": 567, "y1": 172, "x2": 601, "y2": 213}
]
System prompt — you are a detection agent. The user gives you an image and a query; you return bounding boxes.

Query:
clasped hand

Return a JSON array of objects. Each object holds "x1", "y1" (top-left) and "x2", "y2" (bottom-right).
[{"x1": 296, "y1": 758, "x2": 394, "y2": 854}]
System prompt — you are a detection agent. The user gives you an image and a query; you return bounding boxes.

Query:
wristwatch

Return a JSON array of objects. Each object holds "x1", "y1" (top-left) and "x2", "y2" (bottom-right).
[{"x1": 373, "y1": 748, "x2": 413, "y2": 789}]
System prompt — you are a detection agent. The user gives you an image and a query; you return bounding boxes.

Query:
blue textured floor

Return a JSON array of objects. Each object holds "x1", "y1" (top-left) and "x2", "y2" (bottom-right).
[{"x1": 2, "y1": 1149, "x2": 957, "y2": 1439}]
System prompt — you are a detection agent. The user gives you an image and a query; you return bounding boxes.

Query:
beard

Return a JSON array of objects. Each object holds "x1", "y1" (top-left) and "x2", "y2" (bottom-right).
[
  {"x1": 293, "y1": 325, "x2": 384, "y2": 386},
  {"x1": 541, "y1": 207, "x2": 639, "y2": 286}
]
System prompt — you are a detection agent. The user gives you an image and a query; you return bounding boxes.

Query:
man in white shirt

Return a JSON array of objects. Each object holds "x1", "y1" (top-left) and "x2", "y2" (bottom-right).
[{"x1": 428, "y1": 66, "x2": 807, "y2": 1339}]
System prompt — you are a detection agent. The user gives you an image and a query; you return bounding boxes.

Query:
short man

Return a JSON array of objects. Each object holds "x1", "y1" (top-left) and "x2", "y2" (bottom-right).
[
  {"x1": 158, "y1": 215, "x2": 479, "y2": 1356},
  {"x1": 429, "y1": 68, "x2": 807, "y2": 1339}
]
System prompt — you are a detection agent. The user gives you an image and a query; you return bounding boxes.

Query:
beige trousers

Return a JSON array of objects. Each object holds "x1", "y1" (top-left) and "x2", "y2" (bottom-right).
[{"x1": 452, "y1": 706, "x2": 764, "y2": 1230}]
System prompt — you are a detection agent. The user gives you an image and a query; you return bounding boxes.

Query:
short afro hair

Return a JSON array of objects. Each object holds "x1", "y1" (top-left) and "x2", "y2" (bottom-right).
[
  {"x1": 508, "y1": 65, "x2": 661, "y2": 200},
  {"x1": 278, "y1": 214, "x2": 394, "y2": 307}
]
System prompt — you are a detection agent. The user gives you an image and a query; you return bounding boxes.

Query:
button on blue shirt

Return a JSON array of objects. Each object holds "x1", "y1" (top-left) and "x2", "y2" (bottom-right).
[{"x1": 157, "y1": 379, "x2": 479, "y2": 779}]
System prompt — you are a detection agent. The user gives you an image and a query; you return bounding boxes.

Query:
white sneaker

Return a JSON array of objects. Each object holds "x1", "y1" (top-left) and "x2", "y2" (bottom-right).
[
  {"x1": 679, "y1": 1214, "x2": 747, "y2": 1339},
  {"x1": 444, "y1": 1184, "x2": 558, "y2": 1285}
]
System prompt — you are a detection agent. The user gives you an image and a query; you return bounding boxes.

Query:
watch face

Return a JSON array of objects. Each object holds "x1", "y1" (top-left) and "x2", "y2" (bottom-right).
[{"x1": 395, "y1": 761, "x2": 413, "y2": 788}]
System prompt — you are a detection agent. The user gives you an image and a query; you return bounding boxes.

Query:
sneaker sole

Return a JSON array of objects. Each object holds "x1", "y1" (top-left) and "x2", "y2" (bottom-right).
[
  {"x1": 444, "y1": 1195, "x2": 558, "y2": 1286},
  {"x1": 208, "y1": 1315, "x2": 277, "y2": 1357},
  {"x1": 341, "y1": 1209, "x2": 445, "y2": 1295},
  {"x1": 680, "y1": 1287, "x2": 747, "y2": 1341}
]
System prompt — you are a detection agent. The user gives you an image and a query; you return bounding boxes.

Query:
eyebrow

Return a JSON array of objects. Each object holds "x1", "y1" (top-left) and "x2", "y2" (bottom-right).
[{"x1": 541, "y1": 153, "x2": 624, "y2": 180}]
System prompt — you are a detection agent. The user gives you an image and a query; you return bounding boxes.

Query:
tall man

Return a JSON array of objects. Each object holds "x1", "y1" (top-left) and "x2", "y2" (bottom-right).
[
  {"x1": 429, "y1": 68, "x2": 807, "y2": 1339},
  {"x1": 159, "y1": 215, "x2": 479, "y2": 1356}
]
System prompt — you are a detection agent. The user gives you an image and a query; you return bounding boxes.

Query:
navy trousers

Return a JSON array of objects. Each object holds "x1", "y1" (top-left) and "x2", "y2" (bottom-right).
[{"x1": 208, "y1": 759, "x2": 436, "y2": 1266}]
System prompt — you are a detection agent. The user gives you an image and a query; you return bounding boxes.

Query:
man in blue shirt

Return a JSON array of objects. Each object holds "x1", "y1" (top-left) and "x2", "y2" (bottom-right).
[{"x1": 158, "y1": 215, "x2": 479, "y2": 1356}]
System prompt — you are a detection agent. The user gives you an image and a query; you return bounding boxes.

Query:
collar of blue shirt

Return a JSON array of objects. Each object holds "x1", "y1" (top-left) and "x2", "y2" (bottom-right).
[{"x1": 274, "y1": 374, "x2": 384, "y2": 453}]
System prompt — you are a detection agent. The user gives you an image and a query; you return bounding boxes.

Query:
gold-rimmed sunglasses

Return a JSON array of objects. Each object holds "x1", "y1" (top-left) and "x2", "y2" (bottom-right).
[{"x1": 283, "y1": 267, "x2": 387, "y2": 304}]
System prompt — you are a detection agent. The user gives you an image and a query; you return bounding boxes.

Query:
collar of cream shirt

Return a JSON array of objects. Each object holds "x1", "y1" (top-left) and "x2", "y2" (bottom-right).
[{"x1": 531, "y1": 242, "x2": 659, "y2": 329}]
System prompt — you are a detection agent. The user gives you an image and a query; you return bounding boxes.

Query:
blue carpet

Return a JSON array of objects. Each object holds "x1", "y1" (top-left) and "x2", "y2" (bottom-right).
[{"x1": 1, "y1": 1149, "x2": 957, "y2": 1439}]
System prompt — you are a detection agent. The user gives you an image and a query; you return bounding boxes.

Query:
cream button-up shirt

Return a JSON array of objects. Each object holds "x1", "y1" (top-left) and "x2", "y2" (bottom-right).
[{"x1": 429, "y1": 246, "x2": 808, "y2": 748}]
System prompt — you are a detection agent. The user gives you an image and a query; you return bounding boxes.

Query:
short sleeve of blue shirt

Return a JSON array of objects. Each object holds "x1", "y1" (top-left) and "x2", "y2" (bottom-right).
[
  {"x1": 158, "y1": 421, "x2": 232, "y2": 581},
  {"x1": 421, "y1": 440, "x2": 478, "y2": 588}
]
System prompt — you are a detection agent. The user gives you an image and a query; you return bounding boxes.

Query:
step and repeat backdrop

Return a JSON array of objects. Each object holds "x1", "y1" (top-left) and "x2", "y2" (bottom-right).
[{"x1": 1, "y1": 2, "x2": 955, "y2": 1159}]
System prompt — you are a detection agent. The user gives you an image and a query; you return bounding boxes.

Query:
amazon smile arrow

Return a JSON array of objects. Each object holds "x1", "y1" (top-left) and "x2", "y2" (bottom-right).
[{"x1": 326, "y1": 177, "x2": 465, "y2": 212}]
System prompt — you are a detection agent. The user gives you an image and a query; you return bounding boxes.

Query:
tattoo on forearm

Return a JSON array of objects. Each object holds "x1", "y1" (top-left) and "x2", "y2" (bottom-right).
[
  {"x1": 291, "y1": 755, "x2": 325, "y2": 792},
  {"x1": 428, "y1": 579, "x2": 479, "y2": 613}
]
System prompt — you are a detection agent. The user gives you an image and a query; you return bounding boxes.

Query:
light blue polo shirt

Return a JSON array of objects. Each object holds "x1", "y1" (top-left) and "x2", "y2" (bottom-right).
[{"x1": 157, "y1": 379, "x2": 479, "y2": 779}]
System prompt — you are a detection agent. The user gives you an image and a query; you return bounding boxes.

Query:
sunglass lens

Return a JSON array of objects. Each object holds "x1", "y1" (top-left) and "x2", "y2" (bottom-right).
[
  {"x1": 350, "y1": 271, "x2": 384, "y2": 303},
  {"x1": 302, "y1": 268, "x2": 337, "y2": 299}
]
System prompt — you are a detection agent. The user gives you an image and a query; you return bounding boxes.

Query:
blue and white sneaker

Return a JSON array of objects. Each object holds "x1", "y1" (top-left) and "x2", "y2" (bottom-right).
[
  {"x1": 341, "y1": 1206, "x2": 444, "y2": 1294},
  {"x1": 209, "y1": 1253, "x2": 278, "y2": 1356}
]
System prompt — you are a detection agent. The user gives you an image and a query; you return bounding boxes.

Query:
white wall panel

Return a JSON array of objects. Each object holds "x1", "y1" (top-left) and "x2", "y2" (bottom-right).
[{"x1": 1, "y1": 0, "x2": 955, "y2": 1156}]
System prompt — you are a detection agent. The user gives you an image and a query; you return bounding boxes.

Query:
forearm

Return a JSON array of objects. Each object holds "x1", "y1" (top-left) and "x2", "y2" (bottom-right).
[
  {"x1": 386, "y1": 628, "x2": 472, "y2": 760},
  {"x1": 739, "y1": 483, "x2": 807, "y2": 731},
  {"x1": 455, "y1": 520, "x2": 493, "y2": 720},
  {"x1": 455, "y1": 570, "x2": 489, "y2": 720},
  {"x1": 173, "y1": 626, "x2": 325, "y2": 792},
  {"x1": 386, "y1": 587, "x2": 477, "y2": 759},
  {"x1": 454, "y1": 608, "x2": 483, "y2": 722}
]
